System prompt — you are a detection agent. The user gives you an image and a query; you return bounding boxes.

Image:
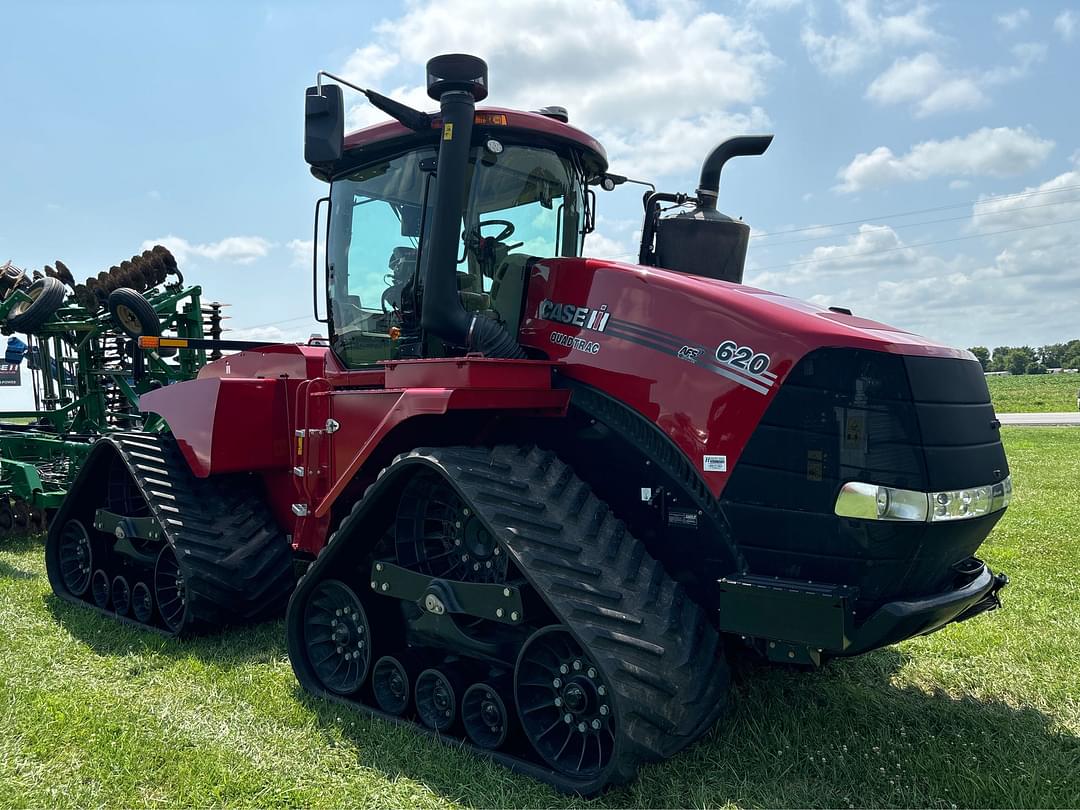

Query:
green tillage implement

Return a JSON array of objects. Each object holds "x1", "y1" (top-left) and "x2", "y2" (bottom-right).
[{"x1": 0, "y1": 274, "x2": 219, "y2": 536}]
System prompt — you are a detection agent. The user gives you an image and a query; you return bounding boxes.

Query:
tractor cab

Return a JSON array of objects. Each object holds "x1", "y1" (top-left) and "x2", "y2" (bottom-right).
[
  {"x1": 305, "y1": 56, "x2": 606, "y2": 368},
  {"x1": 325, "y1": 136, "x2": 593, "y2": 367}
]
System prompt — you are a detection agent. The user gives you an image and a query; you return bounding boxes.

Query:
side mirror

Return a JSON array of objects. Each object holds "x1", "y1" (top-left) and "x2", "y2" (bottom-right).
[{"x1": 305, "y1": 84, "x2": 344, "y2": 166}]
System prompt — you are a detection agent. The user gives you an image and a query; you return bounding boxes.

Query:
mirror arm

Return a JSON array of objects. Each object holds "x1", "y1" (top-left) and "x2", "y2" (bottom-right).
[{"x1": 315, "y1": 71, "x2": 431, "y2": 132}]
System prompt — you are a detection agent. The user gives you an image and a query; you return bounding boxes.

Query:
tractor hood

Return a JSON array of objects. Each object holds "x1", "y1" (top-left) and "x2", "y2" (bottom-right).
[{"x1": 518, "y1": 257, "x2": 991, "y2": 501}]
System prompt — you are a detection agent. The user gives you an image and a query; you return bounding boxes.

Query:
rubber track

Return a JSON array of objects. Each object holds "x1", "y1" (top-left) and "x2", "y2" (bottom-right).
[
  {"x1": 300, "y1": 445, "x2": 730, "y2": 791},
  {"x1": 49, "y1": 433, "x2": 294, "y2": 636}
]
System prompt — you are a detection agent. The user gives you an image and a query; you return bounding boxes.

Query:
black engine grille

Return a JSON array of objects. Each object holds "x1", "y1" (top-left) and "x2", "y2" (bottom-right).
[{"x1": 721, "y1": 348, "x2": 1009, "y2": 607}]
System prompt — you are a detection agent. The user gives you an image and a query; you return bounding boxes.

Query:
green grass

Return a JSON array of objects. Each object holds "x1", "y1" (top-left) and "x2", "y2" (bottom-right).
[
  {"x1": 2, "y1": 428, "x2": 1078, "y2": 808},
  {"x1": 987, "y1": 374, "x2": 1080, "y2": 413}
]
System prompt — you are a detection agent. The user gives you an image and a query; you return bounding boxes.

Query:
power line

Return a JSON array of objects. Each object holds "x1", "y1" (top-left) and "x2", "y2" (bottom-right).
[
  {"x1": 748, "y1": 215, "x2": 1080, "y2": 274},
  {"x1": 230, "y1": 313, "x2": 317, "y2": 333},
  {"x1": 750, "y1": 182, "x2": 1080, "y2": 242},
  {"x1": 748, "y1": 195, "x2": 1080, "y2": 251}
]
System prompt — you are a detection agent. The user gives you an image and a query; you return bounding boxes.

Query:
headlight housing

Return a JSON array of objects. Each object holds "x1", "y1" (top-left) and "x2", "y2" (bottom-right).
[{"x1": 835, "y1": 476, "x2": 1012, "y2": 522}]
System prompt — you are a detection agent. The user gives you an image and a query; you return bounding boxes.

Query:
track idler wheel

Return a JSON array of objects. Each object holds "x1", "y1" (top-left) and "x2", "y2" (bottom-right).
[
  {"x1": 112, "y1": 575, "x2": 132, "y2": 616},
  {"x1": 154, "y1": 545, "x2": 187, "y2": 633},
  {"x1": 301, "y1": 580, "x2": 371, "y2": 695},
  {"x1": 57, "y1": 520, "x2": 94, "y2": 597},
  {"x1": 463, "y1": 678, "x2": 513, "y2": 749},
  {"x1": 515, "y1": 626, "x2": 616, "y2": 779},
  {"x1": 91, "y1": 569, "x2": 111, "y2": 609},
  {"x1": 132, "y1": 582, "x2": 154, "y2": 623},
  {"x1": 372, "y1": 655, "x2": 412, "y2": 716},
  {"x1": 415, "y1": 668, "x2": 461, "y2": 732}
]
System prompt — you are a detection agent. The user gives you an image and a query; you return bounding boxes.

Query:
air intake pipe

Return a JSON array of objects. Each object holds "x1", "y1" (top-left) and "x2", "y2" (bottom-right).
[
  {"x1": 419, "y1": 54, "x2": 525, "y2": 359},
  {"x1": 641, "y1": 134, "x2": 774, "y2": 283},
  {"x1": 695, "y1": 135, "x2": 773, "y2": 211}
]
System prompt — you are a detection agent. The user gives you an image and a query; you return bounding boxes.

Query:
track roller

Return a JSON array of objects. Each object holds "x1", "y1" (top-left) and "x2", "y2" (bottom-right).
[
  {"x1": 57, "y1": 520, "x2": 94, "y2": 597},
  {"x1": 132, "y1": 582, "x2": 154, "y2": 623},
  {"x1": 112, "y1": 575, "x2": 131, "y2": 616},
  {"x1": 91, "y1": 569, "x2": 110, "y2": 609},
  {"x1": 415, "y1": 668, "x2": 460, "y2": 732},
  {"x1": 372, "y1": 655, "x2": 412, "y2": 716},
  {"x1": 463, "y1": 678, "x2": 513, "y2": 749},
  {"x1": 300, "y1": 580, "x2": 371, "y2": 695}
]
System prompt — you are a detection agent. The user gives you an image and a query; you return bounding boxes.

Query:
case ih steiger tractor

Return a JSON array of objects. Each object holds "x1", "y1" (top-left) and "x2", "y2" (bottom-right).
[{"x1": 46, "y1": 55, "x2": 1011, "y2": 792}]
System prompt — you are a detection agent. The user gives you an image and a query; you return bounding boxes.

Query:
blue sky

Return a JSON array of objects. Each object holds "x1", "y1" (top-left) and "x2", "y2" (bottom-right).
[{"x1": 2, "y1": 0, "x2": 1078, "y2": 408}]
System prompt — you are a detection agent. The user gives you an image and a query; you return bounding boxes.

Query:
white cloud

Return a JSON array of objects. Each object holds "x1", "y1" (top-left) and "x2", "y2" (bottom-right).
[
  {"x1": 801, "y1": 0, "x2": 938, "y2": 76},
  {"x1": 340, "y1": 43, "x2": 400, "y2": 88},
  {"x1": 835, "y1": 127, "x2": 1054, "y2": 192},
  {"x1": 230, "y1": 324, "x2": 313, "y2": 343},
  {"x1": 865, "y1": 44, "x2": 1045, "y2": 117},
  {"x1": 996, "y1": 8, "x2": 1030, "y2": 30},
  {"x1": 287, "y1": 238, "x2": 313, "y2": 268},
  {"x1": 339, "y1": 0, "x2": 778, "y2": 179},
  {"x1": 1054, "y1": 9, "x2": 1078, "y2": 41},
  {"x1": 866, "y1": 53, "x2": 987, "y2": 117},
  {"x1": 753, "y1": 224, "x2": 918, "y2": 287},
  {"x1": 749, "y1": 162, "x2": 1080, "y2": 347},
  {"x1": 744, "y1": 0, "x2": 804, "y2": 12},
  {"x1": 142, "y1": 235, "x2": 274, "y2": 265}
]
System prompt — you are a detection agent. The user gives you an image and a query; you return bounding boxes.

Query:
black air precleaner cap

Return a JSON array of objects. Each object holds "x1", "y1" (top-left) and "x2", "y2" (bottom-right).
[{"x1": 426, "y1": 53, "x2": 489, "y2": 100}]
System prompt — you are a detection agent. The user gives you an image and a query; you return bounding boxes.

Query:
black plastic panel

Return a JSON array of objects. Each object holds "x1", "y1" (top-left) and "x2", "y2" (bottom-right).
[{"x1": 721, "y1": 347, "x2": 1008, "y2": 609}]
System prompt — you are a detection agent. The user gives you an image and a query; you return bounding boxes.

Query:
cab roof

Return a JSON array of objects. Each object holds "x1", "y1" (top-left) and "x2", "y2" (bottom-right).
[{"x1": 311, "y1": 106, "x2": 608, "y2": 182}]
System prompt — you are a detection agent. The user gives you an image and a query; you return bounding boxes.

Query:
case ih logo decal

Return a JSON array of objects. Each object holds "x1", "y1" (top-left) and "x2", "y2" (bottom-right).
[
  {"x1": 538, "y1": 299, "x2": 610, "y2": 332},
  {"x1": 677, "y1": 345, "x2": 703, "y2": 363}
]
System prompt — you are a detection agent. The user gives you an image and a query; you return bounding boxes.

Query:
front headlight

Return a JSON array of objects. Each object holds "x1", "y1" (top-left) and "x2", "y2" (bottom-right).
[{"x1": 835, "y1": 476, "x2": 1012, "y2": 522}]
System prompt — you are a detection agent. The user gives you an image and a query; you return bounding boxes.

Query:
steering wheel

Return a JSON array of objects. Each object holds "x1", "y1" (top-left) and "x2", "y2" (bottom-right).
[{"x1": 479, "y1": 219, "x2": 515, "y2": 242}]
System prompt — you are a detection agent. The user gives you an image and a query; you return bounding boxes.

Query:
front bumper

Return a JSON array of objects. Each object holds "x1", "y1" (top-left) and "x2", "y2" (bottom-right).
[
  {"x1": 840, "y1": 560, "x2": 1008, "y2": 655},
  {"x1": 716, "y1": 558, "x2": 1009, "y2": 660}
]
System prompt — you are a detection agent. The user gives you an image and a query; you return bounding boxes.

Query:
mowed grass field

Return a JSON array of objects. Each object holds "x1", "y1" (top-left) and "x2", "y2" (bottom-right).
[
  {"x1": 987, "y1": 374, "x2": 1080, "y2": 413},
  {"x1": 1, "y1": 428, "x2": 1078, "y2": 808}
]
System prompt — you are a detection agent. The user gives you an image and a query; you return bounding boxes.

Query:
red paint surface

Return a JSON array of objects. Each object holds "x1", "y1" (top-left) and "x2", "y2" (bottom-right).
[
  {"x1": 342, "y1": 107, "x2": 607, "y2": 167},
  {"x1": 518, "y1": 257, "x2": 969, "y2": 498},
  {"x1": 140, "y1": 256, "x2": 971, "y2": 555}
]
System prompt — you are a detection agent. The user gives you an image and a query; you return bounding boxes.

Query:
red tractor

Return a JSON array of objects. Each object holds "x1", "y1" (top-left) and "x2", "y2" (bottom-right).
[{"x1": 46, "y1": 55, "x2": 1011, "y2": 792}]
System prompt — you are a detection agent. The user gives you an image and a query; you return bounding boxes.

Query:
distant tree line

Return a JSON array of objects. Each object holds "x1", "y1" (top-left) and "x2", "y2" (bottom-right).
[{"x1": 967, "y1": 341, "x2": 1080, "y2": 375}]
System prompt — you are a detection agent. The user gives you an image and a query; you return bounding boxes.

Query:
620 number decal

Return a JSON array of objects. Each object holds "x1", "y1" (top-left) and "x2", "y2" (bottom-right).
[{"x1": 716, "y1": 340, "x2": 771, "y2": 375}]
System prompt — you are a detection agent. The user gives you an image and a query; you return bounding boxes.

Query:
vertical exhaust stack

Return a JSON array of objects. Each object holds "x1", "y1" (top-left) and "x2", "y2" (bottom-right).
[
  {"x1": 419, "y1": 54, "x2": 525, "y2": 358},
  {"x1": 649, "y1": 135, "x2": 773, "y2": 284}
]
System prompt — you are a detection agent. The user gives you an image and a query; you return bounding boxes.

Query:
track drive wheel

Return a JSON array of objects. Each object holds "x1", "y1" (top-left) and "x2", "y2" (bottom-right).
[
  {"x1": 154, "y1": 545, "x2": 187, "y2": 633},
  {"x1": 57, "y1": 520, "x2": 94, "y2": 596},
  {"x1": 301, "y1": 580, "x2": 371, "y2": 695},
  {"x1": 515, "y1": 626, "x2": 616, "y2": 779}
]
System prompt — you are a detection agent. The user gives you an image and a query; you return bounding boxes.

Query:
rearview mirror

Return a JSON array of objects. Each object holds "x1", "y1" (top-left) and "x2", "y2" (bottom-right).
[{"x1": 305, "y1": 84, "x2": 344, "y2": 166}]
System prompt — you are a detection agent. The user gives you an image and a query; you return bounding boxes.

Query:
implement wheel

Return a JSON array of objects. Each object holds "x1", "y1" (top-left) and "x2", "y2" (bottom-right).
[
  {"x1": 108, "y1": 288, "x2": 160, "y2": 339},
  {"x1": 5, "y1": 276, "x2": 65, "y2": 333}
]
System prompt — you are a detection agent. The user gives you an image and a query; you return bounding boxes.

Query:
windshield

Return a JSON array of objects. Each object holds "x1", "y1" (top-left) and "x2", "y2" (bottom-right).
[{"x1": 328, "y1": 141, "x2": 588, "y2": 367}]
